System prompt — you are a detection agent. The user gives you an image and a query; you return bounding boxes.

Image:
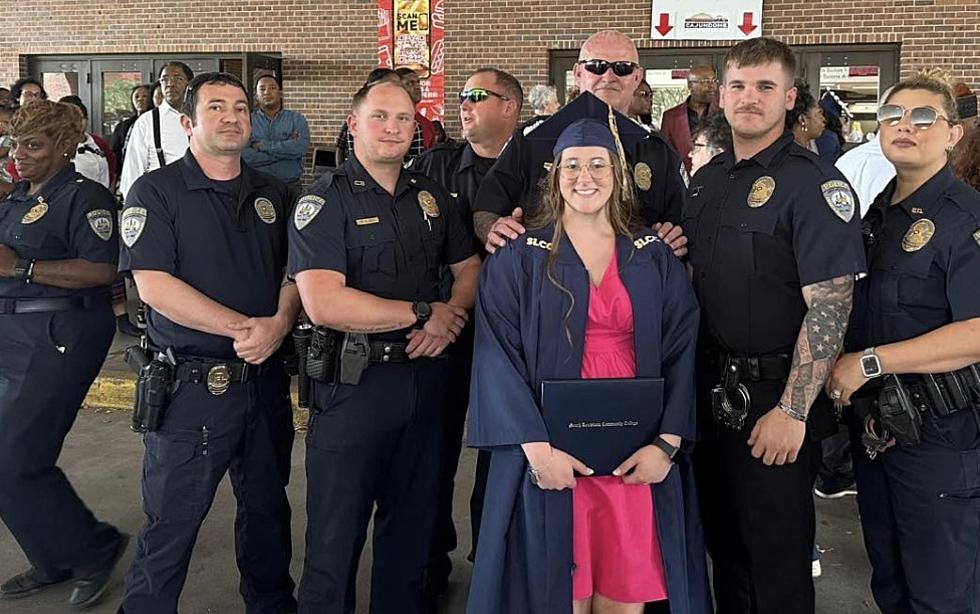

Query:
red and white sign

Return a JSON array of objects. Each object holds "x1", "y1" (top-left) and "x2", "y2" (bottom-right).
[
  {"x1": 651, "y1": 0, "x2": 762, "y2": 41},
  {"x1": 378, "y1": 0, "x2": 445, "y2": 122}
]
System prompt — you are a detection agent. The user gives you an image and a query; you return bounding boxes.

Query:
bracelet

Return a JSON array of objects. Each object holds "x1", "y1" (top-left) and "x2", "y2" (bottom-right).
[
  {"x1": 777, "y1": 400, "x2": 807, "y2": 422},
  {"x1": 25, "y1": 259, "x2": 36, "y2": 284},
  {"x1": 527, "y1": 455, "x2": 554, "y2": 487}
]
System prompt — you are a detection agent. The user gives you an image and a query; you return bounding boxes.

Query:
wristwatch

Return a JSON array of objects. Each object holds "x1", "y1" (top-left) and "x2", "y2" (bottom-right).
[
  {"x1": 861, "y1": 347, "x2": 883, "y2": 378},
  {"x1": 411, "y1": 301, "x2": 432, "y2": 328},
  {"x1": 651, "y1": 436, "x2": 679, "y2": 460},
  {"x1": 13, "y1": 257, "x2": 35, "y2": 283}
]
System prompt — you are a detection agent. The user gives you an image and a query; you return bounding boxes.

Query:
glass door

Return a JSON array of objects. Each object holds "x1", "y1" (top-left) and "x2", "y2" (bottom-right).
[
  {"x1": 91, "y1": 59, "x2": 154, "y2": 138},
  {"x1": 31, "y1": 58, "x2": 88, "y2": 108}
]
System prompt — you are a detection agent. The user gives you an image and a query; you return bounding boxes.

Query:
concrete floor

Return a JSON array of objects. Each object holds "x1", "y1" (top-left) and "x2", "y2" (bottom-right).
[{"x1": 0, "y1": 407, "x2": 878, "y2": 614}]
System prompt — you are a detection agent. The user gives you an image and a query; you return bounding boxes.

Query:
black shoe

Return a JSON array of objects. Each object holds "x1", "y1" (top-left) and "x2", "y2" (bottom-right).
[
  {"x1": 116, "y1": 315, "x2": 142, "y2": 338},
  {"x1": 0, "y1": 568, "x2": 71, "y2": 600},
  {"x1": 68, "y1": 533, "x2": 130, "y2": 609}
]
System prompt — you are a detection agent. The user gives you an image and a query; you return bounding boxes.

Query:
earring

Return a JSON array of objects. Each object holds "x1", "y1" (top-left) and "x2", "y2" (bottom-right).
[
  {"x1": 945, "y1": 144, "x2": 955, "y2": 152},
  {"x1": 63, "y1": 152, "x2": 69, "y2": 157}
]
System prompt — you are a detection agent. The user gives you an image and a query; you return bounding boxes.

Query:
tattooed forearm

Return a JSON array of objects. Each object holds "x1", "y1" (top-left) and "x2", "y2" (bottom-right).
[
  {"x1": 473, "y1": 211, "x2": 501, "y2": 245},
  {"x1": 781, "y1": 275, "x2": 854, "y2": 417}
]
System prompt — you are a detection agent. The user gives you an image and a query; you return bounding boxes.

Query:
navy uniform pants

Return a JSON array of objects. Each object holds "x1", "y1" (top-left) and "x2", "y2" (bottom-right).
[
  {"x1": 0, "y1": 309, "x2": 122, "y2": 581},
  {"x1": 118, "y1": 367, "x2": 296, "y2": 614},
  {"x1": 298, "y1": 358, "x2": 449, "y2": 614},
  {"x1": 695, "y1": 378, "x2": 821, "y2": 614},
  {"x1": 850, "y1": 407, "x2": 980, "y2": 614}
]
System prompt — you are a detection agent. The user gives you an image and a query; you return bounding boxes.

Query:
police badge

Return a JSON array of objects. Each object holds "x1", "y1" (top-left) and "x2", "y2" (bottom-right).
[
  {"x1": 86, "y1": 209, "x2": 113, "y2": 241},
  {"x1": 821, "y1": 180, "x2": 855, "y2": 222},
  {"x1": 121, "y1": 207, "x2": 147, "y2": 248},
  {"x1": 417, "y1": 191, "x2": 440, "y2": 218},
  {"x1": 21, "y1": 202, "x2": 48, "y2": 224},
  {"x1": 747, "y1": 176, "x2": 775, "y2": 208},
  {"x1": 254, "y1": 197, "x2": 277, "y2": 224},
  {"x1": 293, "y1": 195, "x2": 325, "y2": 231},
  {"x1": 633, "y1": 162, "x2": 653, "y2": 191},
  {"x1": 902, "y1": 219, "x2": 935, "y2": 252}
]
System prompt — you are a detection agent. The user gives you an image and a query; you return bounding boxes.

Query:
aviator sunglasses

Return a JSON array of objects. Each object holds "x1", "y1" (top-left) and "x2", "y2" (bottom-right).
[
  {"x1": 576, "y1": 59, "x2": 640, "y2": 77},
  {"x1": 459, "y1": 88, "x2": 510, "y2": 104},
  {"x1": 877, "y1": 104, "x2": 955, "y2": 129}
]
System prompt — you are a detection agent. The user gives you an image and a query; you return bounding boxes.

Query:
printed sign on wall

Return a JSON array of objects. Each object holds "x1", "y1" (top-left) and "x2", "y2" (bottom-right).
[
  {"x1": 651, "y1": 0, "x2": 763, "y2": 41},
  {"x1": 378, "y1": 0, "x2": 445, "y2": 122}
]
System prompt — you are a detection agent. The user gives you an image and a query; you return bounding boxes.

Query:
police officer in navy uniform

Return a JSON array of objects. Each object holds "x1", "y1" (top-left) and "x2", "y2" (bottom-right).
[
  {"x1": 683, "y1": 38, "x2": 865, "y2": 614},
  {"x1": 827, "y1": 71, "x2": 980, "y2": 614},
  {"x1": 473, "y1": 30, "x2": 688, "y2": 257},
  {"x1": 117, "y1": 72, "x2": 300, "y2": 614},
  {"x1": 289, "y1": 80, "x2": 481, "y2": 614},
  {"x1": 411, "y1": 66, "x2": 522, "y2": 603},
  {"x1": 0, "y1": 100, "x2": 128, "y2": 609}
]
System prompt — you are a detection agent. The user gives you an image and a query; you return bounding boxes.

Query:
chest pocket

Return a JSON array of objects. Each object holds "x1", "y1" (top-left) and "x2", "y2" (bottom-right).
[
  {"x1": 723, "y1": 206, "x2": 780, "y2": 277},
  {"x1": 347, "y1": 222, "x2": 397, "y2": 283},
  {"x1": 893, "y1": 249, "x2": 948, "y2": 312},
  {"x1": 10, "y1": 219, "x2": 67, "y2": 257}
]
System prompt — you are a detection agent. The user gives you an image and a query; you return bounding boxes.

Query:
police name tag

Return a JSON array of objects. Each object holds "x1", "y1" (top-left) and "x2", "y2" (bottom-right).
[
  {"x1": 86, "y1": 209, "x2": 113, "y2": 241},
  {"x1": 355, "y1": 217, "x2": 380, "y2": 226},
  {"x1": 121, "y1": 207, "x2": 147, "y2": 248},
  {"x1": 293, "y1": 195, "x2": 325, "y2": 231}
]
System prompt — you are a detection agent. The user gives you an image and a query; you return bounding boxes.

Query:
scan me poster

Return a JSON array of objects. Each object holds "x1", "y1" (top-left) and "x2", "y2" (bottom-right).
[{"x1": 378, "y1": 0, "x2": 446, "y2": 123}]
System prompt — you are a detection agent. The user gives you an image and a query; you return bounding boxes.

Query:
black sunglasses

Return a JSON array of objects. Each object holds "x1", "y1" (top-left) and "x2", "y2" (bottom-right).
[
  {"x1": 458, "y1": 88, "x2": 510, "y2": 104},
  {"x1": 877, "y1": 104, "x2": 954, "y2": 129},
  {"x1": 576, "y1": 59, "x2": 640, "y2": 78}
]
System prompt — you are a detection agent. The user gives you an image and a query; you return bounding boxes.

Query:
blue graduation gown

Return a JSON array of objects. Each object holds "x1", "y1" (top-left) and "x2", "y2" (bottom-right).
[{"x1": 466, "y1": 226, "x2": 712, "y2": 614}]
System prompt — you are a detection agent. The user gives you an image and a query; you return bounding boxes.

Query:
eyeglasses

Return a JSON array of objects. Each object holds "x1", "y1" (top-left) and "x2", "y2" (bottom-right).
[
  {"x1": 559, "y1": 159, "x2": 613, "y2": 179},
  {"x1": 458, "y1": 88, "x2": 510, "y2": 104},
  {"x1": 877, "y1": 104, "x2": 954, "y2": 129},
  {"x1": 689, "y1": 78, "x2": 718, "y2": 86},
  {"x1": 691, "y1": 141, "x2": 709, "y2": 150},
  {"x1": 576, "y1": 59, "x2": 640, "y2": 78}
]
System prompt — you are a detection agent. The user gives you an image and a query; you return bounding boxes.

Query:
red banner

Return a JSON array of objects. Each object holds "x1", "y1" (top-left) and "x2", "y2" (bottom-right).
[{"x1": 378, "y1": 0, "x2": 445, "y2": 123}]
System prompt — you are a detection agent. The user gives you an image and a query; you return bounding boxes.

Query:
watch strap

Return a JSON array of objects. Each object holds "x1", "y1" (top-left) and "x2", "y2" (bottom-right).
[{"x1": 651, "y1": 436, "x2": 679, "y2": 460}]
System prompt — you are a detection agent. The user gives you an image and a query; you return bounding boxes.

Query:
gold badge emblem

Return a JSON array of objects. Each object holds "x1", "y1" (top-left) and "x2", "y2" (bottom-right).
[
  {"x1": 417, "y1": 190, "x2": 440, "y2": 218},
  {"x1": 254, "y1": 197, "x2": 276, "y2": 224},
  {"x1": 634, "y1": 162, "x2": 653, "y2": 191},
  {"x1": 21, "y1": 202, "x2": 48, "y2": 224},
  {"x1": 206, "y1": 364, "x2": 232, "y2": 396},
  {"x1": 747, "y1": 176, "x2": 776, "y2": 208},
  {"x1": 86, "y1": 209, "x2": 113, "y2": 241},
  {"x1": 902, "y1": 219, "x2": 935, "y2": 252}
]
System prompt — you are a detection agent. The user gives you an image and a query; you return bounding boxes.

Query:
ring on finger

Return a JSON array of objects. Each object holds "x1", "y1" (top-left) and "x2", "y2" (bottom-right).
[{"x1": 830, "y1": 389, "x2": 842, "y2": 400}]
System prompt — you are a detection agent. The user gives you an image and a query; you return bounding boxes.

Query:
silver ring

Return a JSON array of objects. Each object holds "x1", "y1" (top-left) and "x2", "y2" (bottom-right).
[{"x1": 830, "y1": 390, "x2": 842, "y2": 400}]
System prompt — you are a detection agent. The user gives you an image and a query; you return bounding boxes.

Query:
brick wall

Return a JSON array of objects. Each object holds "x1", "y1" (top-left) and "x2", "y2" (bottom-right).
[{"x1": 1, "y1": 0, "x2": 977, "y2": 152}]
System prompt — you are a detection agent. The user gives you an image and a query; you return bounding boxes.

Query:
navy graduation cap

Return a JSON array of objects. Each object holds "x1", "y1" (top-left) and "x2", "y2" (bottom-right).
[{"x1": 526, "y1": 90, "x2": 650, "y2": 158}]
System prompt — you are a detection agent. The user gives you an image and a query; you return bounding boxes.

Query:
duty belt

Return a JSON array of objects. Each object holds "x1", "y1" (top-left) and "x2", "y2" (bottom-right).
[
  {"x1": 0, "y1": 295, "x2": 109, "y2": 314},
  {"x1": 367, "y1": 340, "x2": 410, "y2": 363},
  {"x1": 172, "y1": 356, "x2": 279, "y2": 395}
]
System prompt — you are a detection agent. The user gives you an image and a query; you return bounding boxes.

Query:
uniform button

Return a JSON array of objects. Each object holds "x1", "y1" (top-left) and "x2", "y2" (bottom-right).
[
  {"x1": 384, "y1": 345, "x2": 391, "y2": 353},
  {"x1": 382, "y1": 355, "x2": 390, "y2": 363},
  {"x1": 728, "y1": 174, "x2": 735, "y2": 180}
]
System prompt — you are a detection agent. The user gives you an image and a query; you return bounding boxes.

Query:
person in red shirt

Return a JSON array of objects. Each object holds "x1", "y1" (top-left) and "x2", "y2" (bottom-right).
[{"x1": 396, "y1": 67, "x2": 437, "y2": 153}]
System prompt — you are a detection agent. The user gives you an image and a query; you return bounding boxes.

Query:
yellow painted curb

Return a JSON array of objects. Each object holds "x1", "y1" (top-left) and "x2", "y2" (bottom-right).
[{"x1": 83, "y1": 374, "x2": 310, "y2": 431}]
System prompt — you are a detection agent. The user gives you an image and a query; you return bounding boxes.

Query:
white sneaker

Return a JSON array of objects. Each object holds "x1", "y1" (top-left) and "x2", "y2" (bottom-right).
[{"x1": 812, "y1": 558, "x2": 822, "y2": 578}]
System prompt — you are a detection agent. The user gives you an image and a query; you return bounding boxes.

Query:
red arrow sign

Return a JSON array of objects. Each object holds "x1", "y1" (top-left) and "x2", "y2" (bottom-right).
[
  {"x1": 655, "y1": 13, "x2": 673, "y2": 37},
  {"x1": 738, "y1": 12, "x2": 758, "y2": 36}
]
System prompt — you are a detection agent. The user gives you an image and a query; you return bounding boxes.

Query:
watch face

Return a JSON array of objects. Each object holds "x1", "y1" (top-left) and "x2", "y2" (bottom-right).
[{"x1": 861, "y1": 355, "x2": 880, "y2": 376}]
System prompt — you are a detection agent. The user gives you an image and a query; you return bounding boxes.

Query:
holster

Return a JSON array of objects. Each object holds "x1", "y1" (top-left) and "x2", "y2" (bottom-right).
[
  {"x1": 305, "y1": 327, "x2": 340, "y2": 384},
  {"x1": 876, "y1": 375, "x2": 923, "y2": 447},
  {"x1": 125, "y1": 344, "x2": 175, "y2": 433}
]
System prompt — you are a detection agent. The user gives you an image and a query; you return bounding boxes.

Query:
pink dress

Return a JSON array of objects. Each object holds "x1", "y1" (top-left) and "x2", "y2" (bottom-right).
[{"x1": 572, "y1": 255, "x2": 668, "y2": 603}]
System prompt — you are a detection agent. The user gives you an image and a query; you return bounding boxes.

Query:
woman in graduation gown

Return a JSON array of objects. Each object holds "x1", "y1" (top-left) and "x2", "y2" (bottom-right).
[{"x1": 466, "y1": 109, "x2": 711, "y2": 613}]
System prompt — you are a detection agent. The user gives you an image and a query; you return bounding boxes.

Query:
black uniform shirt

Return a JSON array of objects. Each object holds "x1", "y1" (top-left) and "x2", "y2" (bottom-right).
[
  {"x1": 684, "y1": 132, "x2": 866, "y2": 356},
  {"x1": 0, "y1": 165, "x2": 117, "y2": 299},
  {"x1": 850, "y1": 165, "x2": 980, "y2": 349},
  {"x1": 412, "y1": 140, "x2": 495, "y2": 253},
  {"x1": 119, "y1": 151, "x2": 290, "y2": 359},
  {"x1": 472, "y1": 121, "x2": 688, "y2": 226},
  {"x1": 287, "y1": 154, "x2": 475, "y2": 334}
]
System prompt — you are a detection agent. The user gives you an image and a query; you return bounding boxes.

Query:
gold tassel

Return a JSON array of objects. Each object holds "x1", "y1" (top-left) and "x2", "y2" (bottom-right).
[{"x1": 607, "y1": 102, "x2": 635, "y2": 205}]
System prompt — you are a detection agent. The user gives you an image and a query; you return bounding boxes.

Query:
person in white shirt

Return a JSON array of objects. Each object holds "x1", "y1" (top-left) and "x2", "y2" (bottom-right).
[
  {"x1": 835, "y1": 87, "x2": 896, "y2": 217},
  {"x1": 119, "y1": 62, "x2": 193, "y2": 200}
]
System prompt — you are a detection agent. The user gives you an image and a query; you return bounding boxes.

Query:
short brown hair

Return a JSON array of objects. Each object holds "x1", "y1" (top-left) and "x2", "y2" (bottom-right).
[
  {"x1": 10, "y1": 99, "x2": 84, "y2": 147},
  {"x1": 470, "y1": 68, "x2": 524, "y2": 111},
  {"x1": 885, "y1": 68, "x2": 960, "y2": 123},
  {"x1": 723, "y1": 37, "x2": 796, "y2": 82},
  {"x1": 351, "y1": 80, "x2": 413, "y2": 113}
]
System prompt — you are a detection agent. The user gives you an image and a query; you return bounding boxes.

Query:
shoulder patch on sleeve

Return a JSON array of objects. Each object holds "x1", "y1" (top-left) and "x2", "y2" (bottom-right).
[
  {"x1": 121, "y1": 207, "x2": 147, "y2": 248},
  {"x1": 86, "y1": 209, "x2": 114, "y2": 241},
  {"x1": 821, "y1": 180, "x2": 855, "y2": 223},
  {"x1": 293, "y1": 195, "x2": 326, "y2": 231},
  {"x1": 971, "y1": 228, "x2": 980, "y2": 247}
]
